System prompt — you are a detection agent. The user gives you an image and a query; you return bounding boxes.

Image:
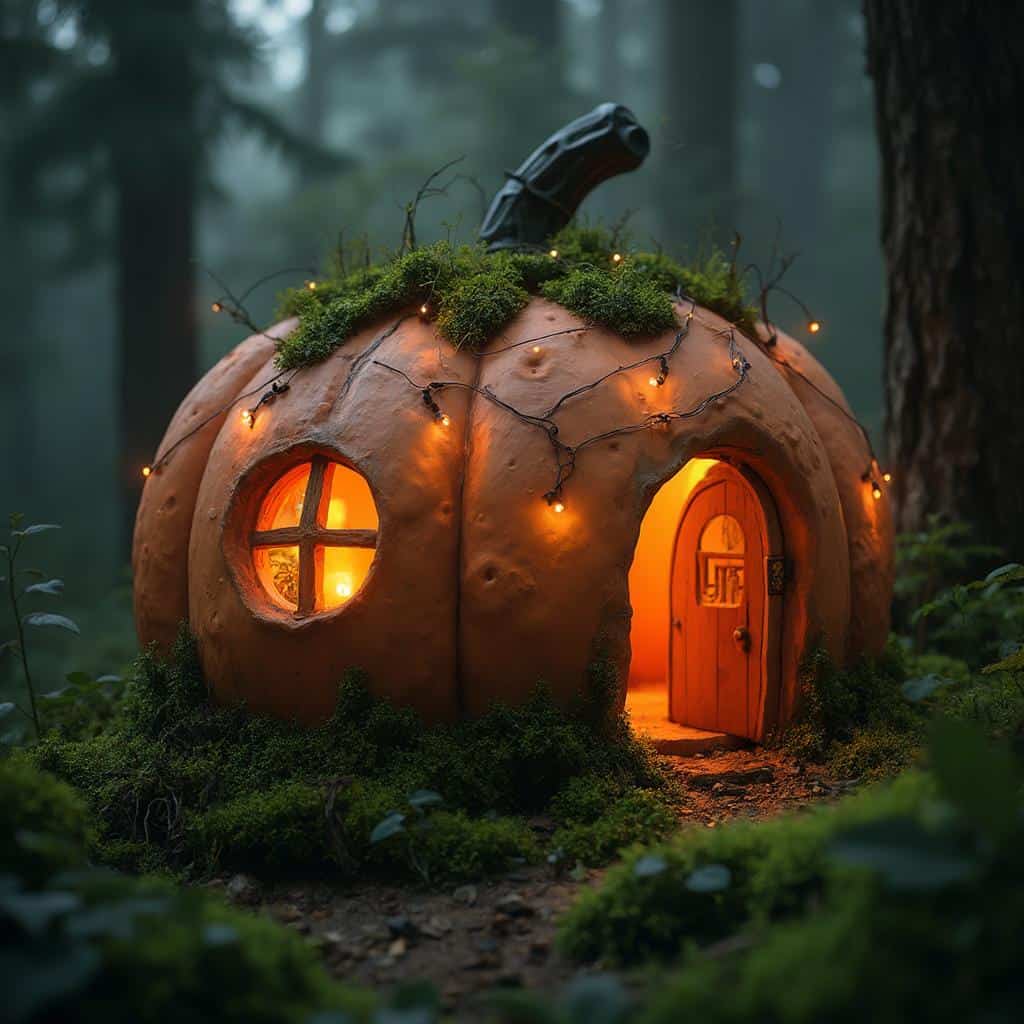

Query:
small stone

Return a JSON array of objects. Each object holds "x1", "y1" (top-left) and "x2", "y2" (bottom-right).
[
  {"x1": 420, "y1": 915, "x2": 452, "y2": 939},
  {"x1": 386, "y1": 914, "x2": 416, "y2": 938},
  {"x1": 225, "y1": 874, "x2": 258, "y2": 903},
  {"x1": 495, "y1": 892, "x2": 534, "y2": 917},
  {"x1": 275, "y1": 903, "x2": 302, "y2": 923},
  {"x1": 322, "y1": 930, "x2": 344, "y2": 947},
  {"x1": 388, "y1": 937, "x2": 408, "y2": 958},
  {"x1": 453, "y1": 884, "x2": 478, "y2": 906}
]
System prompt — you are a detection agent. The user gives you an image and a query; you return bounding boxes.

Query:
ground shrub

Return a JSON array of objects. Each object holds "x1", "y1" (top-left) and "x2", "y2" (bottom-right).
[
  {"x1": 636, "y1": 721, "x2": 1024, "y2": 1024},
  {"x1": 550, "y1": 789, "x2": 677, "y2": 868},
  {"x1": 32, "y1": 630, "x2": 664, "y2": 881},
  {"x1": 778, "y1": 645, "x2": 923, "y2": 775},
  {"x1": 557, "y1": 771, "x2": 931, "y2": 965},
  {"x1": 0, "y1": 755, "x2": 90, "y2": 885},
  {"x1": 1, "y1": 869, "x2": 372, "y2": 1024}
]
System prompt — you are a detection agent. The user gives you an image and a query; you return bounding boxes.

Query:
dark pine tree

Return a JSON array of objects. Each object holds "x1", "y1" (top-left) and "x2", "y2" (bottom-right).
[
  {"x1": 11, "y1": 0, "x2": 342, "y2": 549},
  {"x1": 657, "y1": 0, "x2": 738, "y2": 250},
  {"x1": 865, "y1": 0, "x2": 1024, "y2": 556}
]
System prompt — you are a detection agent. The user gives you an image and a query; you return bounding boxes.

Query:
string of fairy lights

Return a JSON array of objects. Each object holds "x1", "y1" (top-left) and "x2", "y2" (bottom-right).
[{"x1": 141, "y1": 249, "x2": 891, "y2": 511}]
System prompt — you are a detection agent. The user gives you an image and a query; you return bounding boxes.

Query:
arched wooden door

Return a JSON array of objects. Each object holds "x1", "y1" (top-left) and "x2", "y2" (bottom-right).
[{"x1": 669, "y1": 464, "x2": 782, "y2": 740}]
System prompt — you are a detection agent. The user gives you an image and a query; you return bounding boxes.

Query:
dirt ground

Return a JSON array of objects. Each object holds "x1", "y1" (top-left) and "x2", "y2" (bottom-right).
[{"x1": 208, "y1": 748, "x2": 854, "y2": 1017}]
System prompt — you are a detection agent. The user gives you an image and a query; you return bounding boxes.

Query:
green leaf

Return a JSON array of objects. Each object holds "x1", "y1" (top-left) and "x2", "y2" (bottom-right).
[
  {"x1": 12, "y1": 523, "x2": 60, "y2": 537},
  {"x1": 2, "y1": 944, "x2": 101, "y2": 1023},
  {"x1": 830, "y1": 817, "x2": 975, "y2": 890},
  {"x1": 65, "y1": 671, "x2": 94, "y2": 686},
  {"x1": 928, "y1": 718, "x2": 1019, "y2": 841},
  {"x1": 984, "y1": 562, "x2": 1024, "y2": 583},
  {"x1": 0, "y1": 889, "x2": 80, "y2": 936},
  {"x1": 23, "y1": 578, "x2": 63, "y2": 596},
  {"x1": 203, "y1": 923, "x2": 240, "y2": 947},
  {"x1": 407, "y1": 789, "x2": 443, "y2": 809},
  {"x1": 370, "y1": 812, "x2": 407, "y2": 844},
  {"x1": 901, "y1": 674, "x2": 954, "y2": 702},
  {"x1": 22, "y1": 612, "x2": 80, "y2": 635},
  {"x1": 560, "y1": 974, "x2": 631, "y2": 1024},
  {"x1": 982, "y1": 647, "x2": 1024, "y2": 675},
  {"x1": 685, "y1": 863, "x2": 732, "y2": 893},
  {"x1": 633, "y1": 853, "x2": 668, "y2": 878}
]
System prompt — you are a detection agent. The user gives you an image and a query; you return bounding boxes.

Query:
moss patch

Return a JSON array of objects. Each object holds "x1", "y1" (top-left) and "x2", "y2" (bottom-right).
[
  {"x1": 777, "y1": 645, "x2": 924, "y2": 778},
  {"x1": 557, "y1": 770, "x2": 932, "y2": 965},
  {"x1": 274, "y1": 224, "x2": 758, "y2": 370},
  {"x1": 0, "y1": 755, "x2": 91, "y2": 886},
  {"x1": 31, "y1": 630, "x2": 665, "y2": 882}
]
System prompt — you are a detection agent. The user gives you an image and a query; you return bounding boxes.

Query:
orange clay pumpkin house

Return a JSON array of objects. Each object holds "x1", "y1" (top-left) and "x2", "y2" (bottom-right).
[{"x1": 133, "y1": 104, "x2": 894, "y2": 750}]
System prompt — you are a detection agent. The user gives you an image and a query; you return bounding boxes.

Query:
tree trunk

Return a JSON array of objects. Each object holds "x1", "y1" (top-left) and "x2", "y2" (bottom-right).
[
  {"x1": 115, "y1": 165, "x2": 197, "y2": 550},
  {"x1": 865, "y1": 0, "x2": 1024, "y2": 556},
  {"x1": 302, "y1": 0, "x2": 328, "y2": 150},
  {"x1": 657, "y1": 0, "x2": 738, "y2": 250}
]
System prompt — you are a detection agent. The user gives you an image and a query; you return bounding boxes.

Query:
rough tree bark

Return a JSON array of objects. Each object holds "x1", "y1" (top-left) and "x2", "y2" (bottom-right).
[{"x1": 865, "y1": 0, "x2": 1024, "y2": 556}]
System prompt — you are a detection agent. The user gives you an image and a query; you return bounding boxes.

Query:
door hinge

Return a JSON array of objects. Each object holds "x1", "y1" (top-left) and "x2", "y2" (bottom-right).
[{"x1": 766, "y1": 556, "x2": 786, "y2": 596}]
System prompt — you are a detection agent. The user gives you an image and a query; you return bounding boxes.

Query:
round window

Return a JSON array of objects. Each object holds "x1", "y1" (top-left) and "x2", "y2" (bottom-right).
[{"x1": 250, "y1": 455, "x2": 378, "y2": 616}]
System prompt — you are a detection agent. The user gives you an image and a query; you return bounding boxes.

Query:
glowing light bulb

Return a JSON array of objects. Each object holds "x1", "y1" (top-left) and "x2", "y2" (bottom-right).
[
  {"x1": 335, "y1": 579, "x2": 353, "y2": 598},
  {"x1": 532, "y1": 345, "x2": 541, "y2": 354},
  {"x1": 419, "y1": 303, "x2": 429, "y2": 316},
  {"x1": 808, "y1": 319, "x2": 822, "y2": 334},
  {"x1": 211, "y1": 301, "x2": 223, "y2": 314},
  {"x1": 872, "y1": 484, "x2": 882, "y2": 500},
  {"x1": 549, "y1": 249, "x2": 558, "y2": 258},
  {"x1": 611, "y1": 252, "x2": 622, "y2": 263},
  {"x1": 553, "y1": 501, "x2": 565, "y2": 514},
  {"x1": 440, "y1": 413, "x2": 451, "y2": 427},
  {"x1": 306, "y1": 280, "x2": 317, "y2": 290},
  {"x1": 882, "y1": 472, "x2": 892, "y2": 483},
  {"x1": 649, "y1": 376, "x2": 660, "y2": 387},
  {"x1": 141, "y1": 465, "x2": 152, "y2": 478},
  {"x1": 241, "y1": 409, "x2": 255, "y2": 428}
]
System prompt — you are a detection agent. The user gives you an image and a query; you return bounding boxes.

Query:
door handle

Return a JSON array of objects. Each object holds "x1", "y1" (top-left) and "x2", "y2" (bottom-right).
[{"x1": 733, "y1": 626, "x2": 751, "y2": 651}]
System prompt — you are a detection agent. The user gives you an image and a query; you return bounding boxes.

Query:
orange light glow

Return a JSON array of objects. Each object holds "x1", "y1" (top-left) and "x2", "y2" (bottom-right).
[
  {"x1": 649, "y1": 376, "x2": 661, "y2": 387},
  {"x1": 883, "y1": 472, "x2": 892, "y2": 483},
  {"x1": 553, "y1": 501, "x2": 565, "y2": 514},
  {"x1": 549, "y1": 249, "x2": 558, "y2": 258},
  {"x1": 241, "y1": 409, "x2": 255, "y2": 428},
  {"x1": 321, "y1": 546, "x2": 375, "y2": 610},
  {"x1": 872, "y1": 485, "x2": 882, "y2": 500},
  {"x1": 612, "y1": 252, "x2": 622, "y2": 263},
  {"x1": 419, "y1": 303, "x2": 429, "y2": 316},
  {"x1": 142, "y1": 465, "x2": 152, "y2": 478},
  {"x1": 306, "y1": 280, "x2": 317, "y2": 290},
  {"x1": 211, "y1": 302, "x2": 223, "y2": 314},
  {"x1": 440, "y1": 413, "x2": 451, "y2": 427},
  {"x1": 252, "y1": 460, "x2": 378, "y2": 614},
  {"x1": 627, "y1": 458, "x2": 717, "y2": 688},
  {"x1": 532, "y1": 345, "x2": 541, "y2": 354},
  {"x1": 808, "y1": 320, "x2": 822, "y2": 334},
  {"x1": 256, "y1": 464, "x2": 310, "y2": 531}
]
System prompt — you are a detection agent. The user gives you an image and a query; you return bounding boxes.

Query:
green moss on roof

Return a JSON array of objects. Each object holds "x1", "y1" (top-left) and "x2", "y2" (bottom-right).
[{"x1": 274, "y1": 223, "x2": 759, "y2": 371}]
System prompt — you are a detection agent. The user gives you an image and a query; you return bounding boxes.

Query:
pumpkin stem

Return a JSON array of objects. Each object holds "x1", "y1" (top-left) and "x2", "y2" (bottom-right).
[{"x1": 479, "y1": 102, "x2": 650, "y2": 252}]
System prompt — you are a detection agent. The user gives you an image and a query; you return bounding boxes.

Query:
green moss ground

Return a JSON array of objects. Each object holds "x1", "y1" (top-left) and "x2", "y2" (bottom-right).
[
  {"x1": 30, "y1": 629, "x2": 672, "y2": 883},
  {"x1": 274, "y1": 224, "x2": 757, "y2": 370}
]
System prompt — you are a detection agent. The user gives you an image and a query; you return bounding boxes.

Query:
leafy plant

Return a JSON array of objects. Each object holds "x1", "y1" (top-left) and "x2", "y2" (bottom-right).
[
  {"x1": 2, "y1": 515, "x2": 79, "y2": 740},
  {"x1": 369, "y1": 789, "x2": 445, "y2": 883},
  {"x1": 895, "y1": 515, "x2": 1002, "y2": 653}
]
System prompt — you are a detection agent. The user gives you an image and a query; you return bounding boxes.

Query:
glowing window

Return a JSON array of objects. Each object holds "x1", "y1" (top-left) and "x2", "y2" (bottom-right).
[
  {"x1": 251, "y1": 455, "x2": 378, "y2": 615},
  {"x1": 697, "y1": 513, "x2": 745, "y2": 607}
]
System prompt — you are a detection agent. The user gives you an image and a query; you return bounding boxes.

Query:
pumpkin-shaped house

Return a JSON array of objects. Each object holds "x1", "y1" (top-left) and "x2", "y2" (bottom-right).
[{"x1": 133, "y1": 105, "x2": 894, "y2": 747}]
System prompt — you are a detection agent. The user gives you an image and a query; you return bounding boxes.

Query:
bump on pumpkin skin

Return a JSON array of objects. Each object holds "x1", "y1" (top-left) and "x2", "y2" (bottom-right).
[{"x1": 274, "y1": 224, "x2": 759, "y2": 371}]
